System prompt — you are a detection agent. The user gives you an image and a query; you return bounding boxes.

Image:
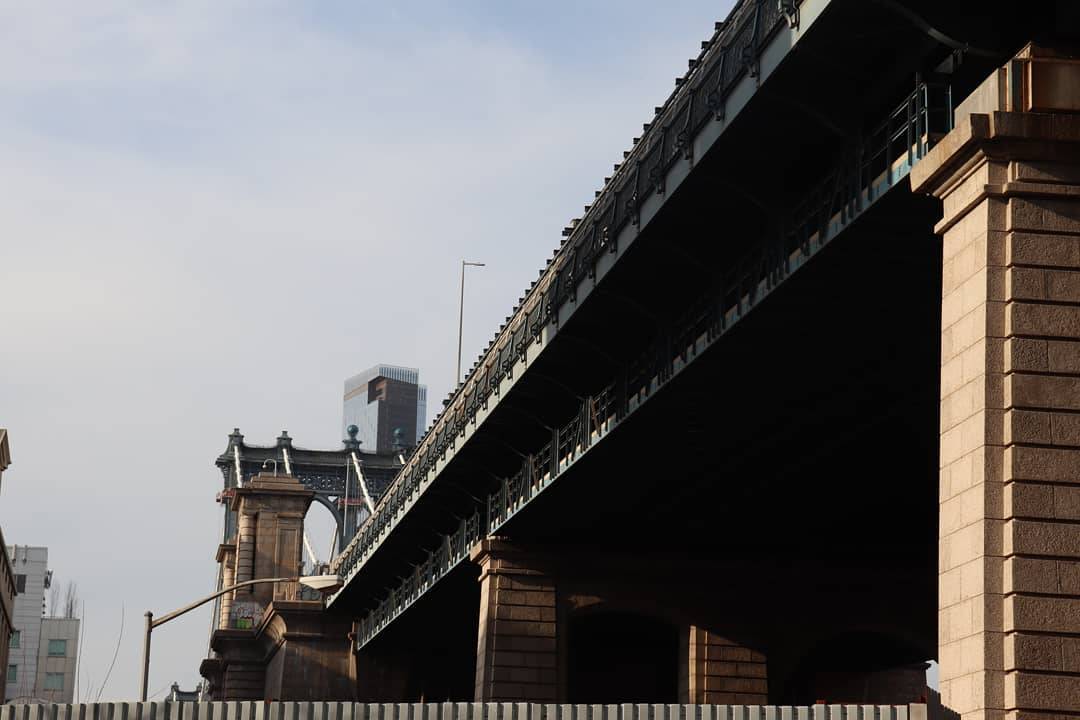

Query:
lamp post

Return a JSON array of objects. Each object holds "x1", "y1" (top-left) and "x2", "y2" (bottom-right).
[
  {"x1": 457, "y1": 260, "x2": 485, "y2": 386},
  {"x1": 139, "y1": 574, "x2": 342, "y2": 701}
]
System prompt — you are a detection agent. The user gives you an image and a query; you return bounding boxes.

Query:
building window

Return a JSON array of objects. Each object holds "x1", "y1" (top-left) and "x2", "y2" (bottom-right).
[
  {"x1": 47, "y1": 639, "x2": 66, "y2": 656},
  {"x1": 8, "y1": 630, "x2": 18, "y2": 648},
  {"x1": 44, "y1": 672, "x2": 64, "y2": 691},
  {"x1": 6, "y1": 665, "x2": 15, "y2": 683},
  {"x1": 13, "y1": 575, "x2": 25, "y2": 594}
]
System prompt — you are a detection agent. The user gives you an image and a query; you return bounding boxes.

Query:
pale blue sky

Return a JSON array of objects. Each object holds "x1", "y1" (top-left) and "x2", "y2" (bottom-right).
[{"x1": 0, "y1": 0, "x2": 733, "y2": 700}]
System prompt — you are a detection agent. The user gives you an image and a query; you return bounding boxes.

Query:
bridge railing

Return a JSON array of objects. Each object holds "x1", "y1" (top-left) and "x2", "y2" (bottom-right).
[
  {"x1": 357, "y1": 512, "x2": 482, "y2": 644},
  {"x1": 351, "y1": 74, "x2": 953, "y2": 649},
  {"x1": 330, "y1": 0, "x2": 799, "y2": 591}
]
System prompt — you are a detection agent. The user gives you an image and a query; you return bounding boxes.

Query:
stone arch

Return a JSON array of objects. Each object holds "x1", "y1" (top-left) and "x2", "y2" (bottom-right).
[
  {"x1": 306, "y1": 493, "x2": 345, "y2": 559},
  {"x1": 779, "y1": 628, "x2": 931, "y2": 705},
  {"x1": 565, "y1": 607, "x2": 681, "y2": 704}
]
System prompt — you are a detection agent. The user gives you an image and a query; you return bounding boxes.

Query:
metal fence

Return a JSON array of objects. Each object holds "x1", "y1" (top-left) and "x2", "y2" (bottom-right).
[{"x1": 0, "y1": 703, "x2": 929, "y2": 720}]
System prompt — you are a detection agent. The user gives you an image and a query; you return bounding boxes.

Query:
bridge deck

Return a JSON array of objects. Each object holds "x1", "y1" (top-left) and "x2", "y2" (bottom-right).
[
  {"x1": 323, "y1": 0, "x2": 1059, "y2": 685},
  {"x1": 328, "y1": 0, "x2": 831, "y2": 609}
]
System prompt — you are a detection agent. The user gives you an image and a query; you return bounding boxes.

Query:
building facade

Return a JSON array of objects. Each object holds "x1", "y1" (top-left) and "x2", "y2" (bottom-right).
[
  {"x1": 4, "y1": 547, "x2": 79, "y2": 703},
  {"x1": 341, "y1": 365, "x2": 427, "y2": 454},
  {"x1": 33, "y1": 619, "x2": 78, "y2": 703},
  {"x1": 6, "y1": 546, "x2": 49, "y2": 702},
  {"x1": 0, "y1": 431, "x2": 13, "y2": 704}
]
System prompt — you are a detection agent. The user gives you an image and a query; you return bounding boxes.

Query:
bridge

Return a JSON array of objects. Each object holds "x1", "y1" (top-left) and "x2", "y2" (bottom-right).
[{"x1": 200, "y1": 1, "x2": 1080, "y2": 717}]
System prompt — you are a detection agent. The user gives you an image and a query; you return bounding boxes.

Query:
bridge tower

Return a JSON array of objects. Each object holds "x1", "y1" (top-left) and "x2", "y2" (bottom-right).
[{"x1": 200, "y1": 470, "x2": 355, "y2": 700}]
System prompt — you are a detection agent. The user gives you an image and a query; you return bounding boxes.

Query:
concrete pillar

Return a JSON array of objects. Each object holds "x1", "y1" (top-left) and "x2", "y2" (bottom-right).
[
  {"x1": 218, "y1": 543, "x2": 236, "y2": 630},
  {"x1": 471, "y1": 537, "x2": 558, "y2": 702},
  {"x1": 681, "y1": 626, "x2": 767, "y2": 704},
  {"x1": 912, "y1": 44, "x2": 1080, "y2": 720}
]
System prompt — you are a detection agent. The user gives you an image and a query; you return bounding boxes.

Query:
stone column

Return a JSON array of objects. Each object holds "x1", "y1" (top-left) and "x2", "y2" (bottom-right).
[
  {"x1": 471, "y1": 537, "x2": 558, "y2": 702},
  {"x1": 218, "y1": 543, "x2": 237, "y2": 630},
  {"x1": 681, "y1": 626, "x2": 768, "y2": 704},
  {"x1": 235, "y1": 511, "x2": 256, "y2": 588},
  {"x1": 912, "y1": 44, "x2": 1080, "y2": 720}
]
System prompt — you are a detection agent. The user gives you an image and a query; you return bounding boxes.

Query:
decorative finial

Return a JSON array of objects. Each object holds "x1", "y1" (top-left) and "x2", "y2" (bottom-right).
[{"x1": 391, "y1": 427, "x2": 406, "y2": 452}]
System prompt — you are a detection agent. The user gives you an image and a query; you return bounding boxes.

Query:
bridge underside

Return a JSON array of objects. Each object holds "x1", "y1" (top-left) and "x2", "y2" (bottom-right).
[
  {"x1": 501, "y1": 185, "x2": 944, "y2": 702},
  {"x1": 353, "y1": 168, "x2": 946, "y2": 706}
]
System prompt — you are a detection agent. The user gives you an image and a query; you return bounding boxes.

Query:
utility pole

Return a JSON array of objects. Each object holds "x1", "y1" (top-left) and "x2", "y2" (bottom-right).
[{"x1": 457, "y1": 260, "x2": 485, "y2": 386}]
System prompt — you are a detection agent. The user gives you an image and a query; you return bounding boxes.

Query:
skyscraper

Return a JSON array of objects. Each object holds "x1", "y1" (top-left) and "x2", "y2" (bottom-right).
[{"x1": 341, "y1": 364, "x2": 427, "y2": 454}]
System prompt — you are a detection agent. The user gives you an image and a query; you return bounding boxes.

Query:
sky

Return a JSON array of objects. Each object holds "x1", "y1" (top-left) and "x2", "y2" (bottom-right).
[{"x1": 0, "y1": 0, "x2": 737, "y2": 701}]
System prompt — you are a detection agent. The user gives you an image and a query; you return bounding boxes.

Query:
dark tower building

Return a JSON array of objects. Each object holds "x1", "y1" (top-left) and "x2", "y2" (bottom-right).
[{"x1": 341, "y1": 365, "x2": 427, "y2": 454}]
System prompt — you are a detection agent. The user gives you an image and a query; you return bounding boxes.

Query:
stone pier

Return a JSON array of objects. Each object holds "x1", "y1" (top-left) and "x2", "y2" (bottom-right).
[{"x1": 913, "y1": 43, "x2": 1080, "y2": 720}]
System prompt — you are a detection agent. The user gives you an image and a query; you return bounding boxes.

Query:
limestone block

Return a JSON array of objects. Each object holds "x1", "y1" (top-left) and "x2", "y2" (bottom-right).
[
  {"x1": 1004, "y1": 594, "x2": 1080, "y2": 633},
  {"x1": 1004, "y1": 446, "x2": 1080, "y2": 483},
  {"x1": 1007, "y1": 197, "x2": 1080, "y2": 235}
]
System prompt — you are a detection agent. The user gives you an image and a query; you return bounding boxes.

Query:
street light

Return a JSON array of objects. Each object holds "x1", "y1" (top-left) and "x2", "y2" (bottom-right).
[
  {"x1": 457, "y1": 260, "x2": 485, "y2": 386},
  {"x1": 139, "y1": 574, "x2": 342, "y2": 701}
]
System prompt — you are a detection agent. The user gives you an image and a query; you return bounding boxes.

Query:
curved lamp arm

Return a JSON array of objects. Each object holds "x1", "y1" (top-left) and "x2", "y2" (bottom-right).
[
  {"x1": 150, "y1": 576, "x2": 296, "y2": 628},
  {"x1": 140, "y1": 574, "x2": 341, "y2": 700}
]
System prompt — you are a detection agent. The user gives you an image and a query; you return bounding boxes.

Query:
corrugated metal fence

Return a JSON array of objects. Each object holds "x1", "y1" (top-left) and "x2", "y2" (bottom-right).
[{"x1": 0, "y1": 703, "x2": 929, "y2": 720}]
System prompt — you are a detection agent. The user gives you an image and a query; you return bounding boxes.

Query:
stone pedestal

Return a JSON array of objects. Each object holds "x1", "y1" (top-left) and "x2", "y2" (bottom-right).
[
  {"x1": 471, "y1": 538, "x2": 558, "y2": 702},
  {"x1": 201, "y1": 629, "x2": 267, "y2": 700},
  {"x1": 260, "y1": 601, "x2": 355, "y2": 700},
  {"x1": 912, "y1": 44, "x2": 1080, "y2": 720}
]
